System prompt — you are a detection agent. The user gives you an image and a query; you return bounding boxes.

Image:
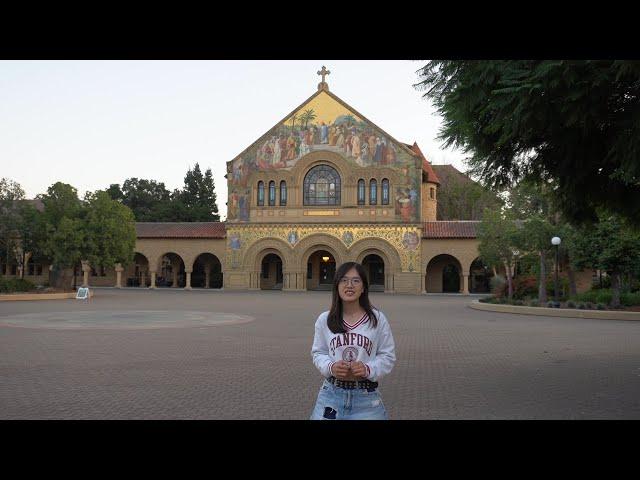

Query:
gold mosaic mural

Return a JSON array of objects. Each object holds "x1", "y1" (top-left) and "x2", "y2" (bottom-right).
[{"x1": 226, "y1": 225, "x2": 421, "y2": 273}]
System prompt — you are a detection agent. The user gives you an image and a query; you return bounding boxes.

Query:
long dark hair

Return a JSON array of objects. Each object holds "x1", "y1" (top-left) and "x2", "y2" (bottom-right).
[{"x1": 327, "y1": 262, "x2": 378, "y2": 334}]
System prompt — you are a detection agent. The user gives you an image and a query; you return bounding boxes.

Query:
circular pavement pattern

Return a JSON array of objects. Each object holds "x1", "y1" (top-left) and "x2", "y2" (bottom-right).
[{"x1": 0, "y1": 310, "x2": 254, "y2": 330}]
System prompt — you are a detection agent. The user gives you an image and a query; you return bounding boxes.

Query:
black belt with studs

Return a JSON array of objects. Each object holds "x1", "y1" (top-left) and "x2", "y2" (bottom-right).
[{"x1": 328, "y1": 376, "x2": 378, "y2": 390}]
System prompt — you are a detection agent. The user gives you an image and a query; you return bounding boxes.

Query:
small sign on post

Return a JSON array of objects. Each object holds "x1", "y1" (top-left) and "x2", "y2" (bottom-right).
[{"x1": 76, "y1": 287, "x2": 89, "y2": 300}]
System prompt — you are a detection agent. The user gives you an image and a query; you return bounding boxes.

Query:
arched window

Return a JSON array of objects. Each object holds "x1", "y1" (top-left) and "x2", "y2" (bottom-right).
[
  {"x1": 357, "y1": 179, "x2": 365, "y2": 205},
  {"x1": 382, "y1": 178, "x2": 389, "y2": 205},
  {"x1": 257, "y1": 181, "x2": 264, "y2": 206},
  {"x1": 303, "y1": 164, "x2": 341, "y2": 206},
  {"x1": 268, "y1": 181, "x2": 276, "y2": 206},
  {"x1": 369, "y1": 179, "x2": 377, "y2": 205},
  {"x1": 430, "y1": 187, "x2": 435, "y2": 199},
  {"x1": 280, "y1": 181, "x2": 287, "y2": 206}
]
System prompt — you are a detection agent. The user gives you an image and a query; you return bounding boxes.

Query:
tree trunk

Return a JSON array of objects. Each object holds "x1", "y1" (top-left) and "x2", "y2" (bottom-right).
[
  {"x1": 538, "y1": 250, "x2": 547, "y2": 304},
  {"x1": 51, "y1": 266, "x2": 72, "y2": 291},
  {"x1": 566, "y1": 262, "x2": 577, "y2": 298},
  {"x1": 21, "y1": 251, "x2": 25, "y2": 280},
  {"x1": 506, "y1": 262, "x2": 513, "y2": 299},
  {"x1": 611, "y1": 271, "x2": 621, "y2": 308}
]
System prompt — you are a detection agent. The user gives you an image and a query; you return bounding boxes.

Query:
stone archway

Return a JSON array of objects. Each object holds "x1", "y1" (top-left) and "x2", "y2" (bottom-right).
[
  {"x1": 156, "y1": 252, "x2": 186, "y2": 288},
  {"x1": 351, "y1": 238, "x2": 401, "y2": 293},
  {"x1": 126, "y1": 252, "x2": 150, "y2": 287},
  {"x1": 294, "y1": 234, "x2": 346, "y2": 291},
  {"x1": 192, "y1": 253, "x2": 223, "y2": 289},
  {"x1": 242, "y1": 238, "x2": 292, "y2": 290},
  {"x1": 469, "y1": 257, "x2": 493, "y2": 293},
  {"x1": 362, "y1": 254, "x2": 385, "y2": 291},
  {"x1": 306, "y1": 250, "x2": 337, "y2": 290},
  {"x1": 425, "y1": 254, "x2": 464, "y2": 293},
  {"x1": 260, "y1": 253, "x2": 284, "y2": 290}
]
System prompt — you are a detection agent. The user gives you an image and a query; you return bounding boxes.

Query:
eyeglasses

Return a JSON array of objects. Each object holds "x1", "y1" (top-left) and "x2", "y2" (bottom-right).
[{"x1": 339, "y1": 277, "x2": 362, "y2": 286}]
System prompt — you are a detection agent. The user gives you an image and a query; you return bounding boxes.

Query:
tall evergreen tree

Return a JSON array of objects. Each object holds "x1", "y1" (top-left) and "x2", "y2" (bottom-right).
[{"x1": 180, "y1": 163, "x2": 220, "y2": 221}]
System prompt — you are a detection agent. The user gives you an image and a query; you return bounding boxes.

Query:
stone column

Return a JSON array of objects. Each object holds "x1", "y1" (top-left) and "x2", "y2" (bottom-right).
[
  {"x1": 185, "y1": 271, "x2": 192, "y2": 290},
  {"x1": 283, "y1": 270, "x2": 303, "y2": 291},
  {"x1": 385, "y1": 273, "x2": 395, "y2": 294},
  {"x1": 462, "y1": 273, "x2": 469, "y2": 295},
  {"x1": 205, "y1": 265, "x2": 211, "y2": 289},
  {"x1": 149, "y1": 270, "x2": 157, "y2": 289},
  {"x1": 115, "y1": 263, "x2": 123, "y2": 288},
  {"x1": 81, "y1": 261, "x2": 90, "y2": 287},
  {"x1": 249, "y1": 270, "x2": 260, "y2": 290},
  {"x1": 421, "y1": 272, "x2": 426, "y2": 294},
  {"x1": 140, "y1": 271, "x2": 146, "y2": 287}
]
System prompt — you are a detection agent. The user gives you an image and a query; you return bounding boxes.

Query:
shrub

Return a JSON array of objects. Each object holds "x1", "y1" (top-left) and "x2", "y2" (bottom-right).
[
  {"x1": 621, "y1": 292, "x2": 640, "y2": 306},
  {"x1": 577, "y1": 302, "x2": 586, "y2": 309},
  {"x1": 546, "y1": 301, "x2": 554, "y2": 308},
  {"x1": 566, "y1": 301, "x2": 576, "y2": 309},
  {"x1": 585, "y1": 302, "x2": 594, "y2": 310},
  {"x1": 513, "y1": 275, "x2": 538, "y2": 300},
  {"x1": 595, "y1": 290, "x2": 613, "y2": 305},
  {"x1": 0, "y1": 278, "x2": 36, "y2": 293},
  {"x1": 596, "y1": 303, "x2": 606, "y2": 310},
  {"x1": 545, "y1": 276, "x2": 570, "y2": 300}
]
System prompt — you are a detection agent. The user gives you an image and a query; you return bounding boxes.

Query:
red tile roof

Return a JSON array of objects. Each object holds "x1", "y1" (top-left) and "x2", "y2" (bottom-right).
[
  {"x1": 405, "y1": 142, "x2": 440, "y2": 185},
  {"x1": 136, "y1": 222, "x2": 226, "y2": 238},
  {"x1": 422, "y1": 221, "x2": 479, "y2": 238}
]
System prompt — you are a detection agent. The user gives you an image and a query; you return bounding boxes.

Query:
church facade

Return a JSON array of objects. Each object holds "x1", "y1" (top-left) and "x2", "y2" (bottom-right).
[{"x1": 111, "y1": 70, "x2": 490, "y2": 294}]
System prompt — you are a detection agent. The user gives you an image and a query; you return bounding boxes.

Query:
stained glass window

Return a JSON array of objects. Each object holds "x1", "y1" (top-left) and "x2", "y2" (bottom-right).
[
  {"x1": 369, "y1": 179, "x2": 377, "y2": 205},
  {"x1": 303, "y1": 165, "x2": 341, "y2": 206},
  {"x1": 257, "y1": 181, "x2": 264, "y2": 206},
  {"x1": 269, "y1": 181, "x2": 276, "y2": 206},
  {"x1": 382, "y1": 178, "x2": 389, "y2": 205},
  {"x1": 280, "y1": 181, "x2": 287, "y2": 206}
]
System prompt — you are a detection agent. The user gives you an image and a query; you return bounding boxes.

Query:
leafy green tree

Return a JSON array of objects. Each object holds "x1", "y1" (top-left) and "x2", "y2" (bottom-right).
[
  {"x1": 83, "y1": 191, "x2": 136, "y2": 272},
  {"x1": 415, "y1": 60, "x2": 640, "y2": 226},
  {"x1": 571, "y1": 212, "x2": 640, "y2": 307},
  {"x1": 506, "y1": 179, "x2": 558, "y2": 303},
  {"x1": 14, "y1": 202, "x2": 47, "y2": 279},
  {"x1": 477, "y1": 207, "x2": 520, "y2": 298},
  {"x1": 38, "y1": 183, "x2": 86, "y2": 289},
  {"x1": 109, "y1": 178, "x2": 173, "y2": 222},
  {"x1": 0, "y1": 178, "x2": 26, "y2": 272},
  {"x1": 38, "y1": 182, "x2": 83, "y2": 229}
]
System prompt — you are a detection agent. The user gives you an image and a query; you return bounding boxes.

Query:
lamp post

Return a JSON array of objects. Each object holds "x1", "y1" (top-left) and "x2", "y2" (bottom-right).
[{"x1": 551, "y1": 236, "x2": 561, "y2": 306}]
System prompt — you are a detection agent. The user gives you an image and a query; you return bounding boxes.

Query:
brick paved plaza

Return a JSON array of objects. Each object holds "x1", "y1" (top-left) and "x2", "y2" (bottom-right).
[{"x1": 1, "y1": 288, "x2": 640, "y2": 419}]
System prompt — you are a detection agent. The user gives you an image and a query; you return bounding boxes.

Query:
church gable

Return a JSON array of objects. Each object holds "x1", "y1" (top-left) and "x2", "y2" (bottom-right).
[{"x1": 227, "y1": 83, "x2": 422, "y2": 222}]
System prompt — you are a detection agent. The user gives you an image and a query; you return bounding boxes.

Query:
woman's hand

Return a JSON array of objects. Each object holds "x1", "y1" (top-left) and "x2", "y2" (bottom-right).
[
  {"x1": 350, "y1": 361, "x2": 368, "y2": 379},
  {"x1": 331, "y1": 361, "x2": 352, "y2": 379}
]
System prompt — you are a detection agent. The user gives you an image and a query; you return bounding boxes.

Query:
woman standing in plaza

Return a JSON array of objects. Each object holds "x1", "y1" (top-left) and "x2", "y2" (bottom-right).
[{"x1": 310, "y1": 262, "x2": 396, "y2": 420}]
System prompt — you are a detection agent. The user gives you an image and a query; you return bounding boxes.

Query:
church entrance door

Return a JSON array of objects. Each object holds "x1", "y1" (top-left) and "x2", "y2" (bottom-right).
[
  {"x1": 307, "y1": 250, "x2": 336, "y2": 290},
  {"x1": 363, "y1": 254, "x2": 385, "y2": 292}
]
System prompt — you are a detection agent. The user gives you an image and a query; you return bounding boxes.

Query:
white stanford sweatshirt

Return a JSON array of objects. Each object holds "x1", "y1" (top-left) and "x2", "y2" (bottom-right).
[{"x1": 311, "y1": 309, "x2": 396, "y2": 383}]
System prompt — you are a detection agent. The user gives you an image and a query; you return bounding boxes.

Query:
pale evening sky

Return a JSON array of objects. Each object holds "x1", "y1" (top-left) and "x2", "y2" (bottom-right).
[{"x1": 0, "y1": 60, "x2": 468, "y2": 220}]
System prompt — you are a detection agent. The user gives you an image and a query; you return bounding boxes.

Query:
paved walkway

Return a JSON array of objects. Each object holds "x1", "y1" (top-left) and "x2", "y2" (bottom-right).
[{"x1": 1, "y1": 288, "x2": 640, "y2": 419}]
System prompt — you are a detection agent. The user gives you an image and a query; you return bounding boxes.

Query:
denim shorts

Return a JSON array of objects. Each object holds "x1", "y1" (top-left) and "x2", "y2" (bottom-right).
[{"x1": 310, "y1": 378, "x2": 388, "y2": 420}]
